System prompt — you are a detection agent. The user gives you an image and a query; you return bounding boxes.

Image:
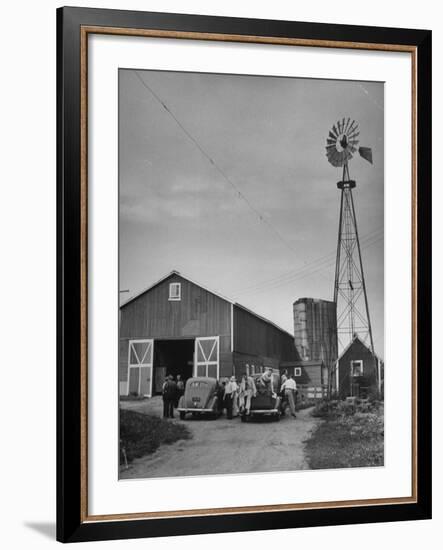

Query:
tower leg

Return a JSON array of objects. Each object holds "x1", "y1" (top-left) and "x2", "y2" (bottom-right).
[{"x1": 334, "y1": 164, "x2": 376, "y2": 396}]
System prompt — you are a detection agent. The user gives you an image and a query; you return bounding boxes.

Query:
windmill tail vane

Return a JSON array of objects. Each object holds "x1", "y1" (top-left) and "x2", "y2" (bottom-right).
[
  {"x1": 325, "y1": 118, "x2": 373, "y2": 168},
  {"x1": 358, "y1": 146, "x2": 373, "y2": 164}
]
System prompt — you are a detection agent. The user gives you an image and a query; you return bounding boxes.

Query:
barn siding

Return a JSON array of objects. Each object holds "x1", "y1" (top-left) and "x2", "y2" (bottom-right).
[
  {"x1": 338, "y1": 338, "x2": 379, "y2": 398},
  {"x1": 232, "y1": 351, "x2": 280, "y2": 376},
  {"x1": 119, "y1": 273, "x2": 302, "y2": 387},
  {"x1": 302, "y1": 364, "x2": 323, "y2": 385},
  {"x1": 119, "y1": 337, "x2": 129, "y2": 383},
  {"x1": 282, "y1": 364, "x2": 323, "y2": 386},
  {"x1": 120, "y1": 274, "x2": 231, "y2": 342},
  {"x1": 219, "y1": 352, "x2": 234, "y2": 379},
  {"x1": 233, "y1": 305, "x2": 298, "y2": 364},
  {"x1": 120, "y1": 274, "x2": 232, "y2": 383}
]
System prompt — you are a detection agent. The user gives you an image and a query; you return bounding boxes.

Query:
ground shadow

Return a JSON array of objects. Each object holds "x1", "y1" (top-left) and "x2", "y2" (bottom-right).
[{"x1": 24, "y1": 522, "x2": 56, "y2": 540}]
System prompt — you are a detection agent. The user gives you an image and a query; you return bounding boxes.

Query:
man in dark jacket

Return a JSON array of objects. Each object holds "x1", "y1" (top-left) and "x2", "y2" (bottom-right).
[
  {"x1": 162, "y1": 375, "x2": 177, "y2": 418},
  {"x1": 175, "y1": 374, "x2": 185, "y2": 408},
  {"x1": 217, "y1": 380, "x2": 226, "y2": 415}
]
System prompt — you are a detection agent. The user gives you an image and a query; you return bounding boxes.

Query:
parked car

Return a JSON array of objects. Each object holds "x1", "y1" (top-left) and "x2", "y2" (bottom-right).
[
  {"x1": 241, "y1": 372, "x2": 281, "y2": 422},
  {"x1": 177, "y1": 377, "x2": 220, "y2": 420}
]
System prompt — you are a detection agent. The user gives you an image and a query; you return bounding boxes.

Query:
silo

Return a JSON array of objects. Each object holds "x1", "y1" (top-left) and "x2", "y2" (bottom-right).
[{"x1": 293, "y1": 298, "x2": 338, "y2": 364}]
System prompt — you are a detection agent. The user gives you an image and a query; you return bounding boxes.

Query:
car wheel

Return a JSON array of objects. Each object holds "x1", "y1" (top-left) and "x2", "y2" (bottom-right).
[
  {"x1": 179, "y1": 411, "x2": 186, "y2": 420},
  {"x1": 241, "y1": 414, "x2": 247, "y2": 423}
]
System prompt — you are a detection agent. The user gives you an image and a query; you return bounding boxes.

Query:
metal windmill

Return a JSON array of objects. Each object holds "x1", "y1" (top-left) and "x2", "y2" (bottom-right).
[{"x1": 326, "y1": 118, "x2": 375, "y2": 356}]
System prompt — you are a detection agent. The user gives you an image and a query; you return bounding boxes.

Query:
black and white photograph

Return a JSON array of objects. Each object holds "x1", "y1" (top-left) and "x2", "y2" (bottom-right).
[
  {"x1": 0, "y1": 0, "x2": 435, "y2": 546},
  {"x1": 118, "y1": 69, "x2": 384, "y2": 480}
]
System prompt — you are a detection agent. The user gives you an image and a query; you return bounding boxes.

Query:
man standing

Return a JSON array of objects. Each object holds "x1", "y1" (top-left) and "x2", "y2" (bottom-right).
[
  {"x1": 281, "y1": 369, "x2": 288, "y2": 384},
  {"x1": 223, "y1": 377, "x2": 236, "y2": 420},
  {"x1": 217, "y1": 380, "x2": 226, "y2": 415},
  {"x1": 280, "y1": 375, "x2": 297, "y2": 418},
  {"x1": 175, "y1": 374, "x2": 185, "y2": 408},
  {"x1": 161, "y1": 376, "x2": 169, "y2": 418},
  {"x1": 162, "y1": 375, "x2": 177, "y2": 418},
  {"x1": 279, "y1": 369, "x2": 289, "y2": 415},
  {"x1": 239, "y1": 373, "x2": 257, "y2": 416}
]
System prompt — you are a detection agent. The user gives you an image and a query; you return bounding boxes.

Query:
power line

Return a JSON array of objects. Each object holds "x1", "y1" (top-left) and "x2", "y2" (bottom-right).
[
  {"x1": 134, "y1": 71, "x2": 299, "y2": 256},
  {"x1": 233, "y1": 227, "x2": 383, "y2": 295},
  {"x1": 235, "y1": 226, "x2": 382, "y2": 293},
  {"x1": 251, "y1": 233, "x2": 383, "y2": 294},
  {"x1": 234, "y1": 230, "x2": 383, "y2": 296}
]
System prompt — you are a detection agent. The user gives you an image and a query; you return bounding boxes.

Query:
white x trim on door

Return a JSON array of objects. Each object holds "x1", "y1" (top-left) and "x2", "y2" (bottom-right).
[
  {"x1": 194, "y1": 336, "x2": 219, "y2": 379},
  {"x1": 127, "y1": 339, "x2": 154, "y2": 397}
]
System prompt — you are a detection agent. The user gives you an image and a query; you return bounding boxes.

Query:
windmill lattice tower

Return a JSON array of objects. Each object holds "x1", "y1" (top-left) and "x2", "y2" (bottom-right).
[{"x1": 326, "y1": 118, "x2": 375, "y2": 355}]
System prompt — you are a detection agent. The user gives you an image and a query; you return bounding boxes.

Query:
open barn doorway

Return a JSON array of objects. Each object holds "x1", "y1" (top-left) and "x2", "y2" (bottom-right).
[{"x1": 153, "y1": 339, "x2": 194, "y2": 394}]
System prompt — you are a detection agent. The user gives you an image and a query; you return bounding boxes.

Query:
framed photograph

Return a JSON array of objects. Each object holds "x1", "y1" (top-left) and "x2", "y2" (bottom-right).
[{"x1": 57, "y1": 6, "x2": 431, "y2": 543}]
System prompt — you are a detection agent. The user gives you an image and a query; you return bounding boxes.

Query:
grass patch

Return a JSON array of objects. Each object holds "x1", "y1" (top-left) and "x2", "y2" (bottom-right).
[
  {"x1": 120, "y1": 409, "x2": 192, "y2": 465},
  {"x1": 306, "y1": 402, "x2": 384, "y2": 469},
  {"x1": 119, "y1": 394, "x2": 146, "y2": 402},
  {"x1": 295, "y1": 399, "x2": 317, "y2": 411}
]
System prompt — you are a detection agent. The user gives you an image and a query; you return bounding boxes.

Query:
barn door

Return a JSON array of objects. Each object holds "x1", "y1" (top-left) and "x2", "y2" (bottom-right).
[
  {"x1": 194, "y1": 336, "x2": 219, "y2": 379},
  {"x1": 127, "y1": 339, "x2": 154, "y2": 397}
]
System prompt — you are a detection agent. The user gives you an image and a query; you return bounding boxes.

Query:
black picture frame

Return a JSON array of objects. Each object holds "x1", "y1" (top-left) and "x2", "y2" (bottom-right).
[{"x1": 57, "y1": 6, "x2": 432, "y2": 543}]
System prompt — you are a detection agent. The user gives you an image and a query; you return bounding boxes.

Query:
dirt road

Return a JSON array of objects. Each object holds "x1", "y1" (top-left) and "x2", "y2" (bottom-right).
[{"x1": 120, "y1": 397, "x2": 320, "y2": 479}]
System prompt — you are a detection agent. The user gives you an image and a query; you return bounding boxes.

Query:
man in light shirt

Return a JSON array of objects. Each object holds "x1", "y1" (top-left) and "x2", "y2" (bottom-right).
[
  {"x1": 223, "y1": 376, "x2": 238, "y2": 420},
  {"x1": 239, "y1": 373, "x2": 257, "y2": 415},
  {"x1": 257, "y1": 367, "x2": 276, "y2": 397},
  {"x1": 280, "y1": 375, "x2": 297, "y2": 418}
]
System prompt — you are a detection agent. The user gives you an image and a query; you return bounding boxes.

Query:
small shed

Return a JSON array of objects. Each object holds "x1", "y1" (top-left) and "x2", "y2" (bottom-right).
[
  {"x1": 280, "y1": 360, "x2": 329, "y2": 400},
  {"x1": 336, "y1": 334, "x2": 383, "y2": 398}
]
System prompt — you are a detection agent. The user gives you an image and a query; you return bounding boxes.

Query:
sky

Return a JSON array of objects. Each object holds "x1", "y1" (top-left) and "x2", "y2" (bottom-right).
[{"x1": 119, "y1": 69, "x2": 384, "y2": 357}]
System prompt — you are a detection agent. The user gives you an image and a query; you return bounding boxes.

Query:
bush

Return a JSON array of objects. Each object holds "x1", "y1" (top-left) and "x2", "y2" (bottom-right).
[
  {"x1": 338, "y1": 400, "x2": 358, "y2": 416},
  {"x1": 295, "y1": 398, "x2": 317, "y2": 411},
  {"x1": 120, "y1": 409, "x2": 192, "y2": 465},
  {"x1": 306, "y1": 403, "x2": 384, "y2": 469},
  {"x1": 119, "y1": 394, "x2": 147, "y2": 402},
  {"x1": 311, "y1": 397, "x2": 383, "y2": 419},
  {"x1": 365, "y1": 385, "x2": 383, "y2": 402},
  {"x1": 311, "y1": 400, "x2": 336, "y2": 417}
]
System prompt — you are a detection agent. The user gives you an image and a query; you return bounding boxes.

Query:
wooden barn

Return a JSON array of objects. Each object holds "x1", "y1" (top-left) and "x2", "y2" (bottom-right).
[
  {"x1": 119, "y1": 271, "x2": 299, "y2": 397},
  {"x1": 336, "y1": 334, "x2": 383, "y2": 398}
]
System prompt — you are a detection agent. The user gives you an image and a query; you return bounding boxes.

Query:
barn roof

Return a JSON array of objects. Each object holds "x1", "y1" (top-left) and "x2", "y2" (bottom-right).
[
  {"x1": 233, "y1": 303, "x2": 294, "y2": 339},
  {"x1": 120, "y1": 270, "x2": 235, "y2": 307},
  {"x1": 338, "y1": 334, "x2": 382, "y2": 362},
  {"x1": 120, "y1": 270, "x2": 294, "y2": 338}
]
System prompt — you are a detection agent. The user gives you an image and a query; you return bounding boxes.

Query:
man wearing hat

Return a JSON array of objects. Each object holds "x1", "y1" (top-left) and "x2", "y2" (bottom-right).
[
  {"x1": 162, "y1": 374, "x2": 177, "y2": 418},
  {"x1": 223, "y1": 376, "x2": 238, "y2": 420}
]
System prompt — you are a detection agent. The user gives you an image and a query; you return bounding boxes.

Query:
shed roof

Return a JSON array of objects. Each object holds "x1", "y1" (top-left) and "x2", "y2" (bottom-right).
[{"x1": 338, "y1": 334, "x2": 382, "y2": 362}]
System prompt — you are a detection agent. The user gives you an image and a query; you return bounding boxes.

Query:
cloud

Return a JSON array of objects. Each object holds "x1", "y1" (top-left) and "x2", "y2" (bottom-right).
[{"x1": 119, "y1": 69, "x2": 384, "y2": 352}]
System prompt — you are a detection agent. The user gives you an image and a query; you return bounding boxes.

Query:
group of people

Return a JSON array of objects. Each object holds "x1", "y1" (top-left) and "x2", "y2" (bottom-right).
[
  {"x1": 161, "y1": 374, "x2": 185, "y2": 418},
  {"x1": 219, "y1": 367, "x2": 298, "y2": 420},
  {"x1": 217, "y1": 372, "x2": 257, "y2": 419},
  {"x1": 161, "y1": 367, "x2": 298, "y2": 420}
]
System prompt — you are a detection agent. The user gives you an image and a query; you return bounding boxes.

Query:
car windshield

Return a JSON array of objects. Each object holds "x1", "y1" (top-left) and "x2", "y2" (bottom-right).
[{"x1": 190, "y1": 381, "x2": 208, "y2": 388}]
